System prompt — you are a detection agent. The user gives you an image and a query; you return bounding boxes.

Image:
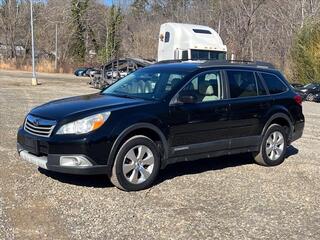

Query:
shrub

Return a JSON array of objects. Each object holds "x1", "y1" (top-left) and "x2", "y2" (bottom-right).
[{"x1": 291, "y1": 22, "x2": 320, "y2": 84}]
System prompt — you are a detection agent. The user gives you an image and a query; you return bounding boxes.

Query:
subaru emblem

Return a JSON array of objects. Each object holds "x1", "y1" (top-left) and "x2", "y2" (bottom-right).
[{"x1": 33, "y1": 119, "x2": 40, "y2": 126}]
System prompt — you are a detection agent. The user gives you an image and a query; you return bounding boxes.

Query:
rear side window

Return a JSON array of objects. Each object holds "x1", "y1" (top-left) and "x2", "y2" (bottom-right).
[
  {"x1": 261, "y1": 73, "x2": 288, "y2": 94},
  {"x1": 256, "y1": 74, "x2": 268, "y2": 96},
  {"x1": 227, "y1": 71, "x2": 258, "y2": 98}
]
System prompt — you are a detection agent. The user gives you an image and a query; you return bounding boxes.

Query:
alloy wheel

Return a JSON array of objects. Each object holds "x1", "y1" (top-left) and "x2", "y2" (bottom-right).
[
  {"x1": 266, "y1": 131, "x2": 285, "y2": 161},
  {"x1": 122, "y1": 145, "x2": 155, "y2": 184}
]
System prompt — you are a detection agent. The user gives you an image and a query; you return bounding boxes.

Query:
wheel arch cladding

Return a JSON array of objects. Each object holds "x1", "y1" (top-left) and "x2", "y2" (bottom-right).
[
  {"x1": 263, "y1": 113, "x2": 293, "y2": 141},
  {"x1": 107, "y1": 123, "x2": 169, "y2": 175}
]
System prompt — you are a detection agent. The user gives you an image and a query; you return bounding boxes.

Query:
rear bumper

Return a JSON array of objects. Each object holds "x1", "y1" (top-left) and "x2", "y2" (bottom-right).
[
  {"x1": 17, "y1": 143, "x2": 108, "y2": 175},
  {"x1": 291, "y1": 121, "x2": 304, "y2": 143}
]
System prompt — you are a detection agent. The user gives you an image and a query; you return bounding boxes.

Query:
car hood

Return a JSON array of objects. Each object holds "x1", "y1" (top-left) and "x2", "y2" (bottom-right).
[{"x1": 30, "y1": 93, "x2": 150, "y2": 121}]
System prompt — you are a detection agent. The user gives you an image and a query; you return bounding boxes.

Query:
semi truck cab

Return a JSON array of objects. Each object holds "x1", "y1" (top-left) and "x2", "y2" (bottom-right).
[{"x1": 157, "y1": 22, "x2": 227, "y2": 62}]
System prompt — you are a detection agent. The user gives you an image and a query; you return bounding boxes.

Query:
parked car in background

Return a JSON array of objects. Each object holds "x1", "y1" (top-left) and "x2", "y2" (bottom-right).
[
  {"x1": 74, "y1": 67, "x2": 90, "y2": 77},
  {"x1": 85, "y1": 68, "x2": 100, "y2": 78},
  {"x1": 312, "y1": 93, "x2": 320, "y2": 102},
  {"x1": 17, "y1": 60, "x2": 304, "y2": 191},
  {"x1": 291, "y1": 83, "x2": 304, "y2": 90},
  {"x1": 297, "y1": 83, "x2": 320, "y2": 101}
]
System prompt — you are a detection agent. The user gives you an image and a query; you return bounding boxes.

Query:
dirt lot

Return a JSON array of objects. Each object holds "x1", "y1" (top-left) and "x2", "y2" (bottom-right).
[{"x1": 0, "y1": 69, "x2": 319, "y2": 240}]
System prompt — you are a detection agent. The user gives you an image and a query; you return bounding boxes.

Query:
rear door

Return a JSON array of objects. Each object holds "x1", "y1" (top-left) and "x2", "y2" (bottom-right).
[
  {"x1": 168, "y1": 70, "x2": 230, "y2": 156},
  {"x1": 226, "y1": 69, "x2": 272, "y2": 149}
]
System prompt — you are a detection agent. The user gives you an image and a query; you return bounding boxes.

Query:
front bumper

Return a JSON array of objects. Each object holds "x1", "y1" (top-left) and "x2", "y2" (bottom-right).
[
  {"x1": 17, "y1": 143, "x2": 108, "y2": 175},
  {"x1": 17, "y1": 126, "x2": 113, "y2": 175}
]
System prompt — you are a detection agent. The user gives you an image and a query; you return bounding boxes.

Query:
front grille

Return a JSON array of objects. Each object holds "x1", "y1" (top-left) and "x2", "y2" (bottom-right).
[{"x1": 24, "y1": 115, "x2": 56, "y2": 137}]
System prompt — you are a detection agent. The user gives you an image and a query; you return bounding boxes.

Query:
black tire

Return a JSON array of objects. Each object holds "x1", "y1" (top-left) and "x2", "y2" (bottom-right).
[
  {"x1": 253, "y1": 124, "x2": 288, "y2": 166},
  {"x1": 110, "y1": 135, "x2": 160, "y2": 191}
]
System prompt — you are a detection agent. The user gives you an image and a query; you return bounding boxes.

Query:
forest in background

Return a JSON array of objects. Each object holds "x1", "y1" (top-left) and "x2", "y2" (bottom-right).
[{"x1": 0, "y1": 0, "x2": 320, "y2": 82}]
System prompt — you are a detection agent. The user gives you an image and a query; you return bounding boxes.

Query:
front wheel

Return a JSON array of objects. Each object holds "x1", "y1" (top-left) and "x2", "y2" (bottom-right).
[
  {"x1": 110, "y1": 135, "x2": 160, "y2": 191},
  {"x1": 253, "y1": 124, "x2": 288, "y2": 166}
]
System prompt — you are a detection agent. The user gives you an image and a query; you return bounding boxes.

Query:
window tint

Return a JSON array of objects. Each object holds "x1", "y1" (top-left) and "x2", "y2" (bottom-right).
[
  {"x1": 177, "y1": 71, "x2": 222, "y2": 103},
  {"x1": 262, "y1": 73, "x2": 287, "y2": 94},
  {"x1": 182, "y1": 50, "x2": 188, "y2": 60},
  {"x1": 165, "y1": 32, "x2": 170, "y2": 42},
  {"x1": 256, "y1": 74, "x2": 268, "y2": 96},
  {"x1": 165, "y1": 74, "x2": 184, "y2": 92},
  {"x1": 191, "y1": 50, "x2": 226, "y2": 60},
  {"x1": 227, "y1": 71, "x2": 258, "y2": 98},
  {"x1": 193, "y1": 29, "x2": 212, "y2": 34}
]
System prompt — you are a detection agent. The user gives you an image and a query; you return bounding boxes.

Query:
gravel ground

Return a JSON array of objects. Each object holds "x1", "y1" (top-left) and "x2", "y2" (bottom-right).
[{"x1": 0, "y1": 69, "x2": 319, "y2": 240}]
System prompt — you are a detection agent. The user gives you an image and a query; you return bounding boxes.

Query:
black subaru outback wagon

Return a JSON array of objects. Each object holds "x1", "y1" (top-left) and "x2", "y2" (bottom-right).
[{"x1": 17, "y1": 61, "x2": 304, "y2": 191}]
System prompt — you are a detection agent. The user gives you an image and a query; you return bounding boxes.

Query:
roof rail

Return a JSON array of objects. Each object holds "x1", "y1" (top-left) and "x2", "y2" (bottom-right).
[
  {"x1": 155, "y1": 59, "x2": 206, "y2": 64},
  {"x1": 199, "y1": 60, "x2": 276, "y2": 69},
  {"x1": 155, "y1": 59, "x2": 183, "y2": 64}
]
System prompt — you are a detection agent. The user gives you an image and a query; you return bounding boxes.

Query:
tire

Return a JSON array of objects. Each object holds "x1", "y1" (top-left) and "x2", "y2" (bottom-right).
[
  {"x1": 110, "y1": 135, "x2": 160, "y2": 191},
  {"x1": 253, "y1": 124, "x2": 288, "y2": 166}
]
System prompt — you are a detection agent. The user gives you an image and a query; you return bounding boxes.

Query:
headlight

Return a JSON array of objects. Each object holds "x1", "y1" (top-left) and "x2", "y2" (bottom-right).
[
  {"x1": 56, "y1": 112, "x2": 111, "y2": 135},
  {"x1": 301, "y1": 89, "x2": 308, "y2": 92}
]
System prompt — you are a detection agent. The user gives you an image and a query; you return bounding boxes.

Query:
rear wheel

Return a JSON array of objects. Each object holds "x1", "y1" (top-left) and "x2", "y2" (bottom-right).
[
  {"x1": 253, "y1": 124, "x2": 288, "y2": 166},
  {"x1": 110, "y1": 135, "x2": 160, "y2": 191}
]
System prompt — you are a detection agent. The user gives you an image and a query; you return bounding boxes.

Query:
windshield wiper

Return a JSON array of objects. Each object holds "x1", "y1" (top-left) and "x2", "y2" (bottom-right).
[{"x1": 105, "y1": 93, "x2": 138, "y2": 99}]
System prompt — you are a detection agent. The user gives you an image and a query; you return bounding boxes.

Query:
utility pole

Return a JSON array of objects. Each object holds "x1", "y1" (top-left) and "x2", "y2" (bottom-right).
[
  {"x1": 30, "y1": 0, "x2": 38, "y2": 86},
  {"x1": 55, "y1": 23, "x2": 58, "y2": 72}
]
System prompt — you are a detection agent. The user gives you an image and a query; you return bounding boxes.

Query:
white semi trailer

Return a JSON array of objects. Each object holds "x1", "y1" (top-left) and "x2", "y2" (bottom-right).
[{"x1": 157, "y1": 22, "x2": 227, "y2": 62}]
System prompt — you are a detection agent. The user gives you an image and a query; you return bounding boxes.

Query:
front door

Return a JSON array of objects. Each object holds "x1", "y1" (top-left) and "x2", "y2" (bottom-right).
[{"x1": 168, "y1": 70, "x2": 230, "y2": 157}]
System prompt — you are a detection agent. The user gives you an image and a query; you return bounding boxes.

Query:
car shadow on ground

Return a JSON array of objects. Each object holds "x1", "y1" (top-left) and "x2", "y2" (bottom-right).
[
  {"x1": 38, "y1": 145, "x2": 299, "y2": 189},
  {"x1": 39, "y1": 168, "x2": 113, "y2": 188},
  {"x1": 155, "y1": 145, "x2": 299, "y2": 186}
]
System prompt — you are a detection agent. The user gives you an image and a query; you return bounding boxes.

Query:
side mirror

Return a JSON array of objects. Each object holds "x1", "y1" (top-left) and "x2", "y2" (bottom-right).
[{"x1": 178, "y1": 95, "x2": 197, "y2": 104}]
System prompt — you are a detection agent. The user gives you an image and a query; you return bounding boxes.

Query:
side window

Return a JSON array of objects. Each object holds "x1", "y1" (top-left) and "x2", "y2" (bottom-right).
[
  {"x1": 177, "y1": 71, "x2": 223, "y2": 103},
  {"x1": 165, "y1": 74, "x2": 184, "y2": 92},
  {"x1": 261, "y1": 73, "x2": 288, "y2": 94},
  {"x1": 182, "y1": 50, "x2": 188, "y2": 60},
  {"x1": 165, "y1": 32, "x2": 170, "y2": 43},
  {"x1": 227, "y1": 71, "x2": 258, "y2": 98},
  {"x1": 256, "y1": 74, "x2": 268, "y2": 96}
]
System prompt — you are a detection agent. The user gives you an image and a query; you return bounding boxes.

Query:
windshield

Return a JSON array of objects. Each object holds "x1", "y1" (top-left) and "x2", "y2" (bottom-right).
[
  {"x1": 102, "y1": 68, "x2": 190, "y2": 100},
  {"x1": 304, "y1": 83, "x2": 320, "y2": 89},
  {"x1": 191, "y1": 50, "x2": 226, "y2": 60}
]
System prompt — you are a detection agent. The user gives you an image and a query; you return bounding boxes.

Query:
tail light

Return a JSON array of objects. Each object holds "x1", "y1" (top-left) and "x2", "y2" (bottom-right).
[{"x1": 294, "y1": 95, "x2": 303, "y2": 105}]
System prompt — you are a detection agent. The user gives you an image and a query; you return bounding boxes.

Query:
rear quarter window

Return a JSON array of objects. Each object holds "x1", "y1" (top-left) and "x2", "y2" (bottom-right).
[{"x1": 261, "y1": 73, "x2": 288, "y2": 94}]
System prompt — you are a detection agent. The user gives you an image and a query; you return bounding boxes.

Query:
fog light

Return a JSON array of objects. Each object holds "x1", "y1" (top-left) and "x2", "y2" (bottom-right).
[{"x1": 60, "y1": 156, "x2": 93, "y2": 167}]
